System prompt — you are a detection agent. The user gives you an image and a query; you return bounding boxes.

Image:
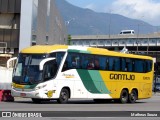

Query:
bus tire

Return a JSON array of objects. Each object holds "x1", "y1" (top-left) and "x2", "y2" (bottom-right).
[
  {"x1": 119, "y1": 89, "x2": 128, "y2": 104},
  {"x1": 31, "y1": 98, "x2": 42, "y2": 103},
  {"x1": 57, "y1": 88, "x2": 69, "y2": 104},
  {"x1": 128, "y1": 90, "x2": 137, "y2": 103}
]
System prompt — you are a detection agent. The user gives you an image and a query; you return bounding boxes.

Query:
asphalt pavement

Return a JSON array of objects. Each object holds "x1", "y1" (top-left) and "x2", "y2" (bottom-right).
[{"x1": 0, "y1": 94, "x2": 160, "y2": 120}]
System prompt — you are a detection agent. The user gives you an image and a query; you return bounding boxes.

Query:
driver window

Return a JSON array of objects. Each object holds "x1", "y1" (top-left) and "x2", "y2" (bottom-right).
[{"x1": 43, "y1": 60, "x2": 57, "y2": 81}]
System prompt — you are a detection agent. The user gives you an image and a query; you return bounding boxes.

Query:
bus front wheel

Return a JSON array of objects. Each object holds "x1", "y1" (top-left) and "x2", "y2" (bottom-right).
[
  {"x1": 128, "y1": 90, "x2": 137, "y2": 103},
  {"x1": 57, "y1": 88, "x2": 69, "y2": 104},
  {"x1": 119, "y1": 89, "x2": 128, "y2": 104}
]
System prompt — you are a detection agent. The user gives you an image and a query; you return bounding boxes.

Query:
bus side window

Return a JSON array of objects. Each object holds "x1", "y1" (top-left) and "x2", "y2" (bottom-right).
[
  {"x1": 62, "y1": 61, "x2": 68, "y2": 71},
  {"x1": 87, "y1": 55, "x2": 95, "y2": 70},
  {"x1": 81, "y1": 54, "x2": 95, "y2": 70},
  {"x1": 105, "y1": 58, "x2": 109, "y2": 70},
  {"x1": 108, "y1": 57, "x2": 120, "y2": 71},
  {"x1": 56, "y1": 52, "x2": 65, "y2": 67},
  {"x1": 126, "y1": 58, "x2": 132, "y2": 72},
  {"x1": 62, "y1": 52, "x2": 82, "y2": 72},
  {"x1": 121, "y1": 58, "x2": 126, "y2": 71},
  {"x1": 43, "y1": 61, "x2": 57, "y2": 81},
  {"x1": 94, "y1": 58, "x2": 100, "y2": 70},
  {"x1": 66, "y1": 54, "x2": 72, "y2": 69},
  {"x1": 134, "y1": 59, "x2": 143, "y2": 72},
  {"x1": 62, "y1": 53, "x2": 71, "y2": 72},
  {"x1": 146, "y1": 60, "x2": 152, "y2": 72},
  {"x1": 108, "y1": 57, "x2": 114, "y2": 71},
  {"x1": 98, "y1": 56, "x2": 106, "y2": 70},
  {"x1": 81, "y1": 54, "x2": 88, "y2": 69},
  {"x1": 71, "y1": 55, "x2": 80, "y2": 69},
  {"x1": 114, "y1": 57, "x2": 120, "y2": 71},
  {"x1": 143, "y1": 61, "x2": 147, "y2": 72},
  {"x1": 50, "y1": 52, "x2": 65, "y2": 68}
]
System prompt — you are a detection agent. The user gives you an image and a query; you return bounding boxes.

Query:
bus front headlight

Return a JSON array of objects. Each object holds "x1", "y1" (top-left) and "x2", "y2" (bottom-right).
[{"x1": 35, "y1": 84, "x2": 47, "y2": 90}]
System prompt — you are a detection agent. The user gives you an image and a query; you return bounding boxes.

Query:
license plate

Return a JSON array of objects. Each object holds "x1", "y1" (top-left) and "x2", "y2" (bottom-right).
[{"x1": 20, "y1": 93, "x2": 26, "y2": 97}]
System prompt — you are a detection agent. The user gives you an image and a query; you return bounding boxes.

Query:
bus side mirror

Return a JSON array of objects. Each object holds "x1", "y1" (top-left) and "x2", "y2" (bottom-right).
[
  {"x1": 39, "y1": 58, "x2": 55, "y2": 71},
  {"x1": 7, "y1": 57, "x2": 17, "y2": 68}
]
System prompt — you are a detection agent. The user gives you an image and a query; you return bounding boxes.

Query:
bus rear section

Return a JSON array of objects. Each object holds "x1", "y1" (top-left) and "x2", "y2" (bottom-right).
[{"x1": 62, "y1": 50, "x2": 154, "y2": 103}]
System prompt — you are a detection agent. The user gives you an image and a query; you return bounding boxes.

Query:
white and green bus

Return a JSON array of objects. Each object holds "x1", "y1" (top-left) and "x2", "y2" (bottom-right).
[{"x1": 11, "y1": 45, "x2": 154, "y2": 103}]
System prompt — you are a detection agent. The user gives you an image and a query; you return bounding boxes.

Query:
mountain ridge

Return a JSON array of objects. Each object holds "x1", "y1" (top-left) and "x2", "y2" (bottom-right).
[{"x1": 55, "y1": 0, "x2": 158, "y2": 35}]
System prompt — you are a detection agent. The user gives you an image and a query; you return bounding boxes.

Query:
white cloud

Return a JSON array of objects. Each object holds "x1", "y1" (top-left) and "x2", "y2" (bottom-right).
[{"x1": 111, "y1": 0, "x2": 160, "y2": 26}]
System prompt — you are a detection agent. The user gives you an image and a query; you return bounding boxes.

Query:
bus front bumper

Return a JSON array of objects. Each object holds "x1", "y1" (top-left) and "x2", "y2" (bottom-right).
[{"x1": 11, "y1": 88, "x2": 58, "y2": 99}]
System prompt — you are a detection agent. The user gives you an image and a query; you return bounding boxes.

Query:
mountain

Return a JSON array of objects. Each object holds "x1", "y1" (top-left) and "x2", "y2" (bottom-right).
[{"x1": 55, "y1": 0, "x2": 158, "y2": 35}]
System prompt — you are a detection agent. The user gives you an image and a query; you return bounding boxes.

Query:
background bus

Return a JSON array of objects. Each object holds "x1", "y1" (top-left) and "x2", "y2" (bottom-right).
[
  {"x1": 11, "y1": 45, "x2": 154, "y2": 104},
  {"x1": 119, "y1": 30, "x2": 135, "y2": 35}
]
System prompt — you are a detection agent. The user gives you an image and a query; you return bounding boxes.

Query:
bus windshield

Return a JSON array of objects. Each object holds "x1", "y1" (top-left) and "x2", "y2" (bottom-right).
[
  {"x1": 13, "y1": 54, "x2": 47, "y2": 84},
  {"x1": 13, "y1": 52, "x2": 65, "y2": 85}
]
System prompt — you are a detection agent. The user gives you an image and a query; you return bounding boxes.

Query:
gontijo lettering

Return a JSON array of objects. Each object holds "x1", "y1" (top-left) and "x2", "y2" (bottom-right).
[{"x1": 110, "y1": 73, "x2": 135, "y2": 80}]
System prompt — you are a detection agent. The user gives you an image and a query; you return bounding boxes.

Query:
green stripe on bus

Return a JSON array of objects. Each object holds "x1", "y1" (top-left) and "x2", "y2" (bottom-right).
[
  {"x1": 88, "y1": 71, "x2": 110, "y2": 94},
  {"x1": 77, "y1": 70, "x2": 110, "y2": 94},
  {"x1": 68, "y1": 49, "x2": 90, "y2": 54},
  {"x1": 77, "y1": 69, "x2": 100, "y2": 93}
]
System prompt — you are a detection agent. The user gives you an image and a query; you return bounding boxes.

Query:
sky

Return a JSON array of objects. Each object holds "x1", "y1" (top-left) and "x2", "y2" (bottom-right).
[{"x1": 66, "y1": 0, "x2": 160, "y2": 26}]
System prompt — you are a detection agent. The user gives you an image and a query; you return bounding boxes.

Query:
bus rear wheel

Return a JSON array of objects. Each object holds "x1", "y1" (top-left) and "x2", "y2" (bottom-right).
[
  {"x1": 57, "y1": 88, "x2": 69, "y2": 104},
  {"x1": 119, "y1": 89, "x2": 128, "y2": 104},
  {"x1": 128, "y1": 90, "x2": 137, "y2": 103}
]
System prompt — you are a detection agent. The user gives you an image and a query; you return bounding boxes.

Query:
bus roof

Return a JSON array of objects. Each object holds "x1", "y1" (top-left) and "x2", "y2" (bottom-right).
[
  {"x1": 21, "y1": 45, "x2": 68, "y2": 54},
  {"x1": 120, "y1": 30, "x2": 134, "y2": 32},
  {"x1": 21, "y1": 45, "x2": 153, "y2": 60}
]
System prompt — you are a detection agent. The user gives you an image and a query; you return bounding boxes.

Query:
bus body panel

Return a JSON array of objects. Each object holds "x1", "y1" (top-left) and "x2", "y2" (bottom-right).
[{"x1": 11, "y1": 70, "x2": 153, "y2": 100}]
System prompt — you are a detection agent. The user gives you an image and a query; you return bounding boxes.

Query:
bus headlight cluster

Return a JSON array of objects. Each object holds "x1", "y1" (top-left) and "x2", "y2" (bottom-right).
[{"x1": 35, "y1": 84, "x2": 47, "y2": 90}]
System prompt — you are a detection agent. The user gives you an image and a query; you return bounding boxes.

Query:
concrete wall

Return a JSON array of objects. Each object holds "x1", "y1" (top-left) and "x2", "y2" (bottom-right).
[
  {"x1": 35, "y1": 0, "x2": 67, "y2": 45},
  {"x1": 36, "y1": 0, "x2": 48, "y2": 44},
  {"x1": 48, "y1": 0, "x2": 67, "y2": 44},
  {"x1": 0, "y1": 0, "x2": 20, "y2": 53},
  {"x1": 0, "y1": 0, "x2": 21, "y2": 13},
  {"x1": 19, "y1": 0, "x2": 33, "y2": 51},
  {"x1": 0, "y1": 0, "x2": 67, "y2": 53}
]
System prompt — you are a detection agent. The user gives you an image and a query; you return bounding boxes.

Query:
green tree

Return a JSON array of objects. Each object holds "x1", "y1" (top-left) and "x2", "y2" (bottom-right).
[{"x1": 67, "y1": 34, "x2": 72, "y2": 45}]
